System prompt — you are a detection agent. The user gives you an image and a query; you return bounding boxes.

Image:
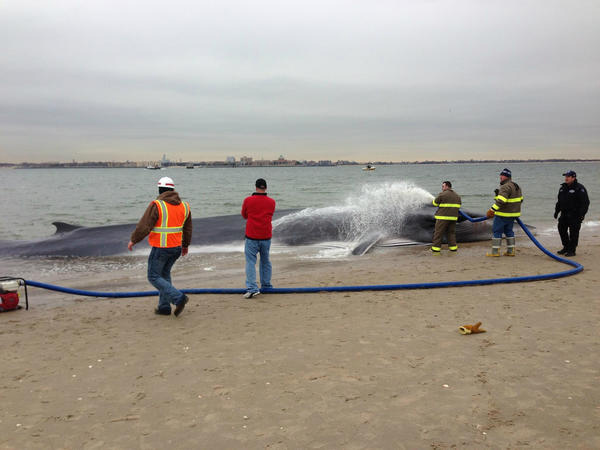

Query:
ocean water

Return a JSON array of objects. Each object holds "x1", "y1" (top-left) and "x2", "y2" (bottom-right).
[{"x1": 1, "y1": 161, "x2": 598, "y2": 243}]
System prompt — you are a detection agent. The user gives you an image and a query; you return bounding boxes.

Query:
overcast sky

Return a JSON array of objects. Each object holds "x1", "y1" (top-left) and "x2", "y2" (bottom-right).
[{"x1": 1, "y1": 0, "x2": 599, "y2": 162}]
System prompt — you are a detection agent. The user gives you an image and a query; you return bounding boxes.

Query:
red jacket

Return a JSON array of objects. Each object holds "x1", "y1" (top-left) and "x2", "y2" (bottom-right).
[{"x1": 241, "y1": 193, "x2": 276, "y2": 239}]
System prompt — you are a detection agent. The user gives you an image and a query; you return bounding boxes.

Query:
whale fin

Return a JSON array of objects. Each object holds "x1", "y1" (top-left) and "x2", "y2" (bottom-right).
[
  {"x1": 52, "y1": 222, "x2": 84, "y2": 234},
  {"x1": 352, "y1": 232, "x2": 386, "y2": 256}
]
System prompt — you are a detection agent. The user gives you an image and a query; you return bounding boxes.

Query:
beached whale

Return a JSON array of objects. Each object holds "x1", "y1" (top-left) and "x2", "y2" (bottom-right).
[
  {"x1": 0, "y1": 205, "x2": 491, "y2": 258},
  {"x1": 273, "y1": 205, "x2": 491, "y2": 254}
]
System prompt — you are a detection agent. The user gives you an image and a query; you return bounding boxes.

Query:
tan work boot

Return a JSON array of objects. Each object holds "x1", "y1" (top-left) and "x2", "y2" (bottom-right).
[
  {"x1": 504, "y1": 237, "x2": 515, "y2": 256},
  {"x1": 486, "y1": 238, "x2": 501, "y2": 257}
]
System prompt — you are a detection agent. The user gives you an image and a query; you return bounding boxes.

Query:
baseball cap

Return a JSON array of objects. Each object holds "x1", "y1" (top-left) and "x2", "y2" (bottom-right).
[
  {"x1": 255, "y1": 178, "x2": 267, "y2": 189},
  {"x1": 562, "y1": 170, "x2": 576, "y2": 177},
  {"x1": 500, "y1": 168, "x2": 512, "y2": 177}
]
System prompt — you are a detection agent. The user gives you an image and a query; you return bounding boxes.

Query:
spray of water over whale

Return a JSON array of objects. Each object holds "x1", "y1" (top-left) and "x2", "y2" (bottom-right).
[{"x1": 273, "y1": 182, "x2": 436, "y2": 247}]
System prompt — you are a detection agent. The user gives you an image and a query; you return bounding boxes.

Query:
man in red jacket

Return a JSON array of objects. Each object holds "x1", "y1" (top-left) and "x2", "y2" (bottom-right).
[{"x1": 241, "y1": 178, "x2": 276, "y2": 298}]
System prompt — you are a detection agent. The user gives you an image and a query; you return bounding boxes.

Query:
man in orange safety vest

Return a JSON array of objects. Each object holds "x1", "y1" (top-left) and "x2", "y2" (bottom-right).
[{"x1": 128, "y1": 177, "x2": 192, "y2": 317}]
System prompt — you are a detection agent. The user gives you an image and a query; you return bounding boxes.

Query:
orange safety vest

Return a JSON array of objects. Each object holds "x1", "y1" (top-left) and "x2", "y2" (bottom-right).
[{"x1": 148, "y1": 200, "x2": 190, "y2": 248}]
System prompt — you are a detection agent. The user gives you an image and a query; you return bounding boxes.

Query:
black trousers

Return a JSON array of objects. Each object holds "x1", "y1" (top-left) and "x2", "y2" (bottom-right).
[{"x1": 558, "y1": 216, "x2": 582, "y2": 252}]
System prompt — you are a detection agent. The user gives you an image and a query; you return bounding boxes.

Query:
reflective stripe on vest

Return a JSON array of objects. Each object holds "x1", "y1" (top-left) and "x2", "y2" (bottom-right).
[
  {"x1": 494, "y1": 195, "x2": 523, "y2": 203},
  {"x1": 494, "y1": 211, "x2": 521, "y2": 217},
  {"x1": 434, "y1": 215, "x2": 459, "y2": 221},
  {"x1": 433, "y1": 200, "x2": 461, "y2": 207},
  {"x1": 149, "y1": 200, "x2": 189, "y2": 248}
]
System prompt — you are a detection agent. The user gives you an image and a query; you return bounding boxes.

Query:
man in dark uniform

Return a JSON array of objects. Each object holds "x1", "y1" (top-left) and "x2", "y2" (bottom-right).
[{"x1": 555, "y1": 170, "x2": 590, "y2": 257}]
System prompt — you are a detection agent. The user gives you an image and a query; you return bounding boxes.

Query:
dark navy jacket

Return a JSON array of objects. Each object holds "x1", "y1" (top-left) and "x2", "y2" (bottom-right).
[{"x1": 555, "y1": 181, "x2": 590, "y2": 220}]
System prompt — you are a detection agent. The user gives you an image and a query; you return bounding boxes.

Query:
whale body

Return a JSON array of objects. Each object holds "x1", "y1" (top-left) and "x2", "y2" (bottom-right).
[{"x1": 0, "y1": 205, "x2": 491, "y2": 258}]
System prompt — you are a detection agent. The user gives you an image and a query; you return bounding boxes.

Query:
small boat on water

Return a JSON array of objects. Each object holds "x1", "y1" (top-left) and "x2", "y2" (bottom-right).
[
  {"x1": 362, "y1": 163, "x2": 376, "y2": 171},
  {"x1": 146, "y1": 164, "x2": 161, "y2": 170},
  {"x1": 186, "y1": 164, "x2": 194, "y2": 169}
]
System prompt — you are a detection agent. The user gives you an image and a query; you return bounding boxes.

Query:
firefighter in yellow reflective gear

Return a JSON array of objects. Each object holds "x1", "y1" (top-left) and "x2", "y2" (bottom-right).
[
  {"x1": 431, "y1": 181, "x2": 462, "y2": 254},
  {"x1": 486, "y1": 168, "x2": 523, "y2": 257}
]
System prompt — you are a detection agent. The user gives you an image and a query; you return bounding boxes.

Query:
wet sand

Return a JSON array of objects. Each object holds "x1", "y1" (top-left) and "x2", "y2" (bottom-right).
[{"x1": 1, "y1": 232, "x2": 599, "y2": 449}]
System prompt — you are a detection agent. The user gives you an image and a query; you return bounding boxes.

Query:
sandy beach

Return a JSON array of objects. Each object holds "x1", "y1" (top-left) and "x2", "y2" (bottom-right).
[{"x1": 2, "y1": 231, "x2": 599, "y2": 449}]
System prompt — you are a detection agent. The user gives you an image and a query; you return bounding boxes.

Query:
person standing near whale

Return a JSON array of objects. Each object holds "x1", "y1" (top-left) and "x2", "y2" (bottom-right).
[
  {"x1": 554, "y1": 170, "x2": 589, "y2": 257},
  {"x1": 128, "y1": 177, "x2": 192, "y2": 316},
  {"x1": 486, "y1": 168, "x2": 523, "y2": 257},
  {"x1": 241, "y1": 178, "x2": 276, "y2": 298},
  {"x1": 431, "y1": 181, "x2": 462, "y2": 253}
]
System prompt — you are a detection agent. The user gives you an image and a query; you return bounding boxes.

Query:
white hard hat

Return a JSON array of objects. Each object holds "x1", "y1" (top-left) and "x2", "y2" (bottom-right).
[{"x1": 157, "y1": 177, "x2": 175, "y2": 188}]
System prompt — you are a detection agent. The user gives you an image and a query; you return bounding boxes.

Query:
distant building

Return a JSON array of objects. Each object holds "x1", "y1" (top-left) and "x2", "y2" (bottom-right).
[
  {"x1": 273, "y1": 155, "x2": 290, "y2": 166},
  {"x1": 240, "y1": 156, "x2": 253, "y2": 166},
  {"x1": 226, "y1": 156, "x2": 236, "y2": 164}
]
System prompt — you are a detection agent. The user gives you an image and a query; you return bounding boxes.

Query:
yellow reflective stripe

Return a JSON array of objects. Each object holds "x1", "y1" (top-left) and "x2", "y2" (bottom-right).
[
  {"x1": 438, "y1": 203, "x2": 461, "y2": 208},
  {"x1": 495, "y1": 195, "x2": 522, "y2": 204},
  {"x1": 431, "y1": 246, "x2": 441, "y2": 251},
  {"x1": 495, "y1": 211, "x2": 521, "y2": 217},
  {"x1": 150, "y1": 200, "x2": 171, "y2": 247},
  {"x1": 434, "y1": 215, "x2": 458, "y2": 221},
  {"x1": 491, "y1": 204, "x2": 500, "y2": 210},
  {"x1": 149, "y1": 200, "x2": 188, "y2": 247},
  {"x1": 432, "y1": 199, "x2": 439, "y2": 206},
  {"x1": 152, "y1": 226, "x2": 183, "y2": 232},
  {"x1": 152, "y1": 200, "x2": 166, "y2": 227},
  {"x1": 449, "y1": 245, "x2": 458, "y2": 250},
  {"x1": 159, "y1": 200, "x2": 168, "y2": 247}
]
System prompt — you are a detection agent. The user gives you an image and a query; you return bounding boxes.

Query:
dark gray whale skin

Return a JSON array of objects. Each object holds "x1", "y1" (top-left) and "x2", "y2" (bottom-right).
[
  {"x1": 0, "y1": 210, "x2": 293, "y2": 258},
  {"x1": 273, "y1": 205, "x2": 492, "y2": 251},
  {"x1": 0, "y1": 206, "x2": 491, "y2": 258}
]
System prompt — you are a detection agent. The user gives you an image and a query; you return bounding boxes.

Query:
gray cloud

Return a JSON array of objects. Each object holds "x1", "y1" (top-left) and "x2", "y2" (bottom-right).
[{"x1": 1, "y1": 0, "x2": 599, "y2": 162}]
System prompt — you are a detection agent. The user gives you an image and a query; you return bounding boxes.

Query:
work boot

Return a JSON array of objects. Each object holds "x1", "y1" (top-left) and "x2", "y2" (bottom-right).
[
  {"x1": 564, "y1": 251, "x2": 576, "y2": 257},
  {"x1": 486, "y1": 238, "x2": 501, "y2": 257},
  {"x1": 174, "y1": 294, "x2": 189, "y2": 317},
  {"x1": 504, "y1": 237, "x2": 515, "y2": 256},
  {"x1": 557, "y1": 248, "x2": 567, "y2": 255}
]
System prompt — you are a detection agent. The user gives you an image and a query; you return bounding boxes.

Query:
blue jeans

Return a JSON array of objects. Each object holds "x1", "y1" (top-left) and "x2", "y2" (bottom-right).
[
  {"x1": 492, "y1": 216, "x2": 515, "y2": 238},
  {"x1": 147, "y1": 246, "x2": 185, "y2": 311},
  {"x1": 245, "y1": 238, "x2": 272, "y2": 292}
]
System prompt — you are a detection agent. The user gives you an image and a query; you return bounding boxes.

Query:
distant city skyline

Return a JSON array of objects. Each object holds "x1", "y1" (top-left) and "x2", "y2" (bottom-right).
[{"x1": 1, "y1": 0, "x2": 599, "y2": 163}]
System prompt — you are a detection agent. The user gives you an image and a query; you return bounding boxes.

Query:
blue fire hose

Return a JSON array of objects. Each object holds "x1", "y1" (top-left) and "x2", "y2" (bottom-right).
[{"x1": 23, "y1": 213, "x2": 582, "y2": 298}]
